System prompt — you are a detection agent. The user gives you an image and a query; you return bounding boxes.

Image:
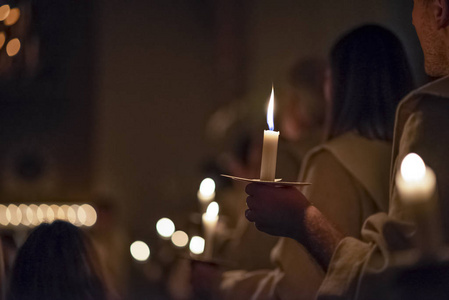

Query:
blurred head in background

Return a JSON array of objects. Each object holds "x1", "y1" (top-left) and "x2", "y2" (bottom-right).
[
  {"x1": 280, "y1": 58, "x2": 327, "y2": 142},
  {"x1": 325, "y1": 24, "x2": 415, "y2": 142},
  {"x1": 7, "y1": 221, "x2": 111, "y2": 300}
]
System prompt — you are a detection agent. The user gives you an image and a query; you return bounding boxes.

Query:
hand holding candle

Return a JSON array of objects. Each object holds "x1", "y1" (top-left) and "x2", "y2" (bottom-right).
[{"x1": 260, "y1": 87, "x2": 280, "y2": 181}]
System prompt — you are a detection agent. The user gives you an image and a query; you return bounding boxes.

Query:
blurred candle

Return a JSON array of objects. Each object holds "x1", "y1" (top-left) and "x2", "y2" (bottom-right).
[
  {"x1": 197, "y1": 178, "x2": 215, "y2": 212},
  {"x1": 396, "y1": 153, "x2": 439, "y2": 254},
  {"x1": 260, "y1": 87, "x2": 279, "y2": 181},
  {"x1": 189, "y1": 236, "x2": 205, "y2": 255},
  {"x1": 202, "y1": 201, "x2": 219, "y2": 260}
]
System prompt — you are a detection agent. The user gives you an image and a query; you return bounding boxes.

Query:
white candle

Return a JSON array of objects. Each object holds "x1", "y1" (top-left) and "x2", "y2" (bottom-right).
[
  {"x1": 260, "y1": 87, "x2": 279, "y2": 181},
  {"x1": 395, "y1": 153, "x2": 439, "y2": 255},
  {"x1": 202, "y1": 201, "x2": 219, "y2": 260},
  {"x1": 197, "y1": 178, "x2": 216, "y2": 213}
]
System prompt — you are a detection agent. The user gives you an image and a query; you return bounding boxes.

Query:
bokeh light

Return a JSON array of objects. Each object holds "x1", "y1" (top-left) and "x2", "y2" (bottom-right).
[
  {"x1": 198, "y1": 178, "x2": 215, "y2": 201},
  {"x1": 66, "y1": 205, "x2": 77, "y2": 224},
  {"x1": 205, "y1": 201, "x2": 219, "y2": 218},
  {"x1": 6, "y1": 38, "x2": 20, "y2": 57},
  {"x1": 0, "y1": 32, "x2": 5, "y2": 50},
  {"x1": 37, "y1": 204, "x2": 48, "y2": 223},
  {"x1": 7, "y1": 204, "x2": 22, "y2": 226},
  {"x1": 56, "y1": 206, "x2": 65, "y2": 220},
  {"x1": 171, "y1": 230, "x2": 189, "y2": 247},
  {"x1": 0, "y1": 5, "x2": 10, "y2": 21},
  {"x1": 401, "y1": 153, "x2": 426, "y2": 182},
  {"x1": 28, "y1": 204, "x2": 39, "y2": 226},
  {"x1": 156, "y1": 218, "x2": 175, "y2": 238},
  {"x1": 0, "y1": 205, "x2": 8, "y2": 226},
  {"x1": 4, "y1": 8, "x2": 19, "y2": 26},
  {"x1": 81, "y1": 204, "x2": 97, "y2": 227},
  {"x1": 189, "y1": 236, "x2": 205, "y2": 255},
  {"x1": 19, "y1": 204, "x2": 30, "y2": 226},
  {"x1": 130, "y1": 241, "x2": 150, "y2": 262},
  {"x1": 0, "y1": 203, "x2": 98, "y2": 227},
  {"x1": 77, "y1": 205, "x2": 87, "y2": 225}
]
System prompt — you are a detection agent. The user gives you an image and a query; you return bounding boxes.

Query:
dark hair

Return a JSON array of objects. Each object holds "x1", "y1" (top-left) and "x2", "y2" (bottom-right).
[
  {"x1": 7, "y1": 221, "x2": 110, "y2": 300},
  {"x1": 326, "y1": 24, "x2": 415, "y2": 141}
]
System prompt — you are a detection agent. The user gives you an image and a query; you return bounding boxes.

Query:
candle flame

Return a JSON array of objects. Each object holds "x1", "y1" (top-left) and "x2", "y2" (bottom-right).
[
  {"x1": 206, "y1": 201, "x2": 219, "y2": 218},
  {"x1": 267, "y1": 86, "x2": 275, "y2": 131},
  {"x1": 401, "y1": 153, "x2": 426, "y2": 182}
]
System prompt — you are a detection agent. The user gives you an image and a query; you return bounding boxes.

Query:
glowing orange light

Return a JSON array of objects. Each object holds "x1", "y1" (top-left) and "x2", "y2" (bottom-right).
[
  {"x1": 0, "y1": 32, "x2": 5, "y2": 50},
  {"x1": 0, "y1": 5, "x2": 10, "y2": 21},
  {"x1": 6, "y1": 38, "x2": 20, "y2": 57},
  {"x1": 4, "y1": 8, "x2": 19, "y2": 26}
]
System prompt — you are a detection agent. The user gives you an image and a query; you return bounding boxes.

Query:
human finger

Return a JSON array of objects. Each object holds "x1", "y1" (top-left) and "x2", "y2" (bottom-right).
[
  {"x1": 246, "y1": 195, "x2": 257, "y2": 210},
  {"x1": 245, "y1": 183, "x2": 258, "y2": 196},
  {"x1": 245, "y1": 209, "x2": 256, "y2": 222}
]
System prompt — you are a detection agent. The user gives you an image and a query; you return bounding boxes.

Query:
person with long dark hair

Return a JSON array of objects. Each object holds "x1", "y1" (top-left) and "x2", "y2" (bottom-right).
[
  {"x1": 7, "y1": 221, "x2": 113, "y2": 300},
  {"x1": 246, "y1": 0, "x2": 449, "y2": 297},
  {"x1": 224, "y1": 24, "x2": 415, "y2": 299}
]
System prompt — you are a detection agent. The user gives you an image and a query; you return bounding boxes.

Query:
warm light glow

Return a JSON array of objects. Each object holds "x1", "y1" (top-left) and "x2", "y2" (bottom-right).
[
  {"x1": 49, "y1": 205, "x2": 59, "y2": 221},
  {"x1": 7, "y1": 204, "x2": 22, "y2": 226},
  {"x1": 189, "y1": 236, "x2": 205, "y2": 255},
  {"x1": 267, "y1": 86, "x2": 275, "y2": 131},
  {"x1": 0, "y1": 32, "x2": 5, "y2": 50},
  {"x1": 45, "y1": 205, "x2": 56, "y2": 223},
  {"x1": 77, "y1": 206, "x2": 87, "y2": 225},
  {"x1": 56, "y1": 206, "x2": 65, "y2": 220},
  {"x1": 198, "y1": 178, "x2": 216, "y2": 202},
  {"x1": 66, "y1": 206, "x2": 77, "y2": 224},
  {"x1": 29, "y1": 204, "x2": 39, "y2": 226},
  {"x1": 156, "y1": 218, "x2": 175, "y2": 238},
  {"x1": 0, "y1": 205, "x2": 8, "y2": 226},
  {"x1": 37, "y1": 204, "x2": 48, "y2": 223},
  {"x1": 0, "y1": 203, "x2": 96, "y2": 227},
  {"x1": 205, "y1": 201, "x2": 219, "y2": 219},
  {"x1": 4, "y1": 8, "x2": 19, "y2": 26},
  {"x1": 401, "y1": 153, "x2": 426, "y2": 182},
  {"x1": 19, "y1": 204, "x2": 31, "y2": 226},
  {"x1": 81, "y1": 204, "x2": 97, "y2": 227},
  {"x1": 171, "y1": 230, "x2": 189, "y2": 247},
  {"x1": 130, "y1": 241, "x2": 150, "y2": 262},
  {"x1": 6, "y1": 38, "x2": 20, "y2": 56},
  {"x1": 0, "y1": 5, "x2": 10, "y2": 21}
]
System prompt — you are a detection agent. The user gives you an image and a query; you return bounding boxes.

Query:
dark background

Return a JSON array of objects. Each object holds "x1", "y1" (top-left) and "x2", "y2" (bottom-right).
[{"x1": 0, "y1": 0, "x2": 424, "y2": 298}]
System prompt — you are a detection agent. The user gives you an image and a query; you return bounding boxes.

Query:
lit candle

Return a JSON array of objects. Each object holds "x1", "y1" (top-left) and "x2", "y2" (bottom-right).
[
  {"x1": 197, "y1": 178, "x2": 216, "y2": 213},
  {"x1": 260, "y1": 87, "x2": 280, "y2": 181},
  {"x1": 395, "y1": 153, "x2": 439, "y2": 255},
  {"x1": 202, "y1": 201, "x2": 219, "y2": 260}
]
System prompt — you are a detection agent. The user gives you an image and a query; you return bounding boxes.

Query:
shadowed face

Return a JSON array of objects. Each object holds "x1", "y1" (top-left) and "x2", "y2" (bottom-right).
[{"x1": 413, "y1": 0, "x2": 449, "y2": 76}]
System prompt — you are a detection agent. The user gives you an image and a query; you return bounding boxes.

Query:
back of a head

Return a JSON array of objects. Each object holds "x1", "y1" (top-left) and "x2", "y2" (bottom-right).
[
  {"x1": 7, "y1": 221, "x2": 108, "y2": 300},
  {"x1": 327, "y1": 24, "x2": 415, "y2": 141}
]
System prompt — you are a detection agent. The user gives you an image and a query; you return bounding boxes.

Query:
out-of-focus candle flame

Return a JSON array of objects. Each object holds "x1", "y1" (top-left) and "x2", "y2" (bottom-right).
[
  {"x1": 189, "y1": 236, "x2": 205, "y2": 255},
  {"x1": 130, "y1": 241, "x2": 150, "y2": 262},
  {"x1": 401, "y1": 153, "x2": 426, "y2": 182},
  {"x1": 205, "y1": 201, "x2": 219, "y2": 219},
  {"x1": 156, "y1": 217, "x2": 175, "y2": 238},
  {"x1": 198, "y1": 178, "x2": 215, "y2": 202},
  {"x1": 267, "y1": 86, "x2": 275, "y2": 131}
]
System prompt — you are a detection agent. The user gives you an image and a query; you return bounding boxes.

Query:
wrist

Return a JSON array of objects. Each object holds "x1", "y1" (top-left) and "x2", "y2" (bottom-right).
[{"x1": 293, "y1": 205, "x2": 344, "y2": 270}]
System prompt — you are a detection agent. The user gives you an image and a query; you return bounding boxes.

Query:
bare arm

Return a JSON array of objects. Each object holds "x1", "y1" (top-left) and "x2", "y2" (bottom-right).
[{"x1": 245, "y1": 184, "x2": 344, "y2": 271}]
